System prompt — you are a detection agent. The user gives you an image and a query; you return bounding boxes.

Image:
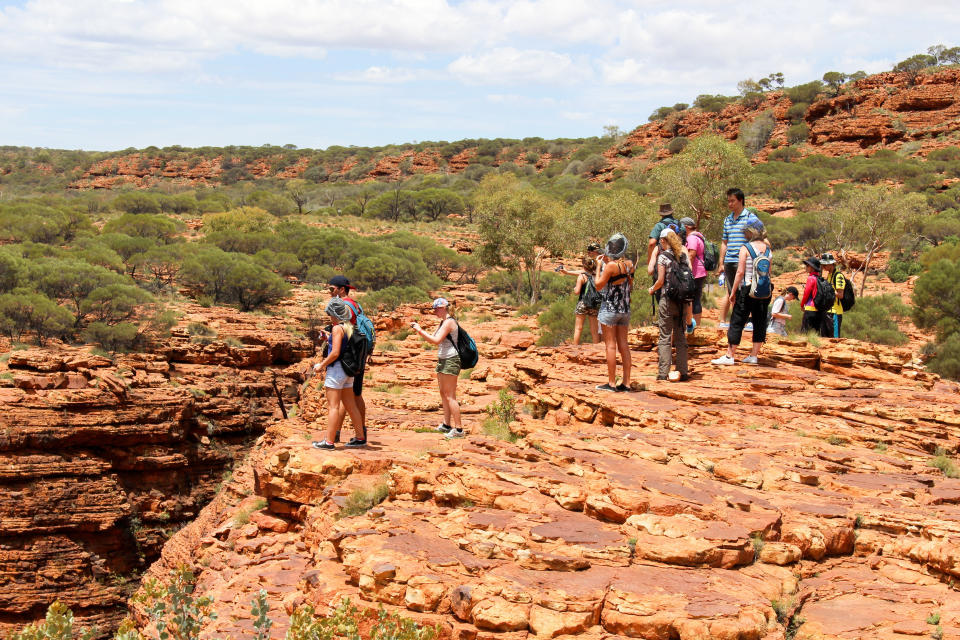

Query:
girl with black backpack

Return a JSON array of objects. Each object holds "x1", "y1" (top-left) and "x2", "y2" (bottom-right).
[
  {"x1": 411, "y1": 297, "x2": 465, "y2": 439},
  {"x1": 311, "y1": 298, "x2": 367, "y2": 450},
  {"x1": 648, "y1": 229, "x2": 691, "y2": 381},
  {"x1": 559, "y1": 255, "x2": 601, "y2": 345}
]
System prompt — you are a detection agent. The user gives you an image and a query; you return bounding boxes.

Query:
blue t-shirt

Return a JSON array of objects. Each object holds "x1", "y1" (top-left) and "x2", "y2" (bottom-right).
[{"x1": 721, "y1": 209, "x2": 761, "y2": 264}]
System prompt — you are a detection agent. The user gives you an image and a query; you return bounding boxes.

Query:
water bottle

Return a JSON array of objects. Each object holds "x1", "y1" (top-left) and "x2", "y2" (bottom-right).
[{"x1": 718, "y1": 272, "x2": 725, "y2": 288}]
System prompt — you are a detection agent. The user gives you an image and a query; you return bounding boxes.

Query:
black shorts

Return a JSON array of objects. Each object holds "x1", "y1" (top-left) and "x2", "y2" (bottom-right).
[{"x1": 352, "y1": 355, "x2": 367, "y2": 396}]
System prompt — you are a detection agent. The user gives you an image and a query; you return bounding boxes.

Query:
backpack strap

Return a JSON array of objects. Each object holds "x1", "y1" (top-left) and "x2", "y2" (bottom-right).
[
  {"x1": 744, "y1": 243, "x2": 758, "y2": 259},
  {"x1": 444, "y1": 318, "x2": 461, "y2": 354},
  {"x1": 343, "y1": 299, "x2": 363, "y2": 318}
]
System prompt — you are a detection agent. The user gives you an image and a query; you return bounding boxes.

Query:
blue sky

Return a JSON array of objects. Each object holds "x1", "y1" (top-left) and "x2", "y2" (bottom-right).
[{"x1": 0, "y1": 0, "x2": 956, "y2": 151}]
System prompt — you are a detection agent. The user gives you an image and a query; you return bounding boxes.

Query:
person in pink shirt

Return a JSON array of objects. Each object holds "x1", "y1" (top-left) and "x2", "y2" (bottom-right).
[{"x1": 681, "y1": 217, "x2": 707, "y2": 333}]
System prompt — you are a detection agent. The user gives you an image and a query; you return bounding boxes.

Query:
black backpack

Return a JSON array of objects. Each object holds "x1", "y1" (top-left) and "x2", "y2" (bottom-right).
[
  {"x1": 447, "y1": 320, "x2": 479, "y2": 369},
  {"x1": 837, "y1": 272, "x2": 856, "y2": 311},
  {"x1": 581, "y1": 275, "x2": 601, "y2": 309},
  {"x1": 662, "y1": 252, "x2": 696, "y2": 303},
  {"x1": 339, "y1": 326, "x2": 369, "y2": 376},
  {"x1": 691, "y1": 231, "x2": 719, "y2": 272},
  {"x1": 813, "y1": 276, "x2": 835, "y2": 312}
]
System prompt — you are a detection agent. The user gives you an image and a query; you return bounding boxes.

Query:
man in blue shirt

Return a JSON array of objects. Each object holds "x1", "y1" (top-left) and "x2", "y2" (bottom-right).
[{"x1": 717, "y1": 188, "x2": 760, "y2": 328}]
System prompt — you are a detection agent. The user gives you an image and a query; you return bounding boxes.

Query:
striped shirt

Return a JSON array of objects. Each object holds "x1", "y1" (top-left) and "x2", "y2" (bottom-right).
[{"x1": 722, "y1": 209, "x2": 761, "y2": 264}]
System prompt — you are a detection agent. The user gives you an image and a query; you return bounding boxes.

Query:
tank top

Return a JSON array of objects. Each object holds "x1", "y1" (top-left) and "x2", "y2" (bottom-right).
[
  {"x1": 600, "y1": 260, "x2": 632, "y2": 314},
  {"x1": 436, "y1": 318, "x2": 459, "y2": 360}
]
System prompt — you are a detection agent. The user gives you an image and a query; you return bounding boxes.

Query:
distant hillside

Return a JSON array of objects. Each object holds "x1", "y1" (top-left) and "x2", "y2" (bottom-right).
[{"x1": 1, "y1": 67, "x2": 959, "y2": 192}]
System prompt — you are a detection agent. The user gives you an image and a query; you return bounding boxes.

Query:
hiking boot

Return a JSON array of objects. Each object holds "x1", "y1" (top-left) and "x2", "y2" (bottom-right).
[
  {"x1": 345, "y1": 438, "x2": 367, "y2": 447},
  {"x1": 312, "y1": 440, "x2": 335, "y2": 450},
  {"x1": 711, "y1": 355, "x2": 735, "y2": 366},
  {"x1": 436, "y1": 423, "x2": 452, "y2": 433},
  {"x1": 656, "y1": 375, "x2": 668, "y2": 381},
  {"x1": 444, "y1": 428, "x2": 465, "y2": 439},
  {"x1": 743, "y1": 355, "x2": 759, "y2": 365},
  {"x1": 677, "y1": 373, "x2": 690, "y2": 382},
  {"x1": 596, "y1": 383, "x2": 617, "y2": 391}
]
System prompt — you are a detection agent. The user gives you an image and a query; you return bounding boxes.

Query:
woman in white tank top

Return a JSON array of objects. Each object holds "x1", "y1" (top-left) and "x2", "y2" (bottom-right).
[{"x1": 411, "y1": 297, "x2": 464, "y2": 439}]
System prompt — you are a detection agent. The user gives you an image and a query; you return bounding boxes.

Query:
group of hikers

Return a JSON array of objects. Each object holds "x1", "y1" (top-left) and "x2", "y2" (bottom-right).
[
  {"x1": 310, "y1": 278, "x2": 476, "y2": 450},
  {"x1": 309, "y1": 186, "x2": 855, "y2": 448},
  {"x1": 561, "y1": 187, "x2": 854, "y2": 386}
]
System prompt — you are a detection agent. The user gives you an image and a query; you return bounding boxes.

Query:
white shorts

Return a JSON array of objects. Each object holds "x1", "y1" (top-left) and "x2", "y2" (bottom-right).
[{"x1": 324, "y1": 361, "x2": 354, "y2": 390}]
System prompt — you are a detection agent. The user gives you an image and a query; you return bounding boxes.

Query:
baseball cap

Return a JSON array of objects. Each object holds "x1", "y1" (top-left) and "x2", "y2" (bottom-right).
[
  {"x1": 431, "y1": 297, "x2": 449, "y2": 309},
  {"x1": 328, "y1": 275, "x2": 356, "y2": 290}
]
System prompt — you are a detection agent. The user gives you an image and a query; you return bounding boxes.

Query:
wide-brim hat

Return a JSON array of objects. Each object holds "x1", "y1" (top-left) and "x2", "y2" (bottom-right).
[
  {"x1": 658, "y1": 203, "x2": 674, "y2": 216},
  {"x1": 803, "y1": 256, "x2": 822, "y2": 271},
  {"x1": 819, "y1": 252, "x2": 836, "y2": 265},
  {"x1": 605, "y1": 233, "x2": 629, "y2": 259}
]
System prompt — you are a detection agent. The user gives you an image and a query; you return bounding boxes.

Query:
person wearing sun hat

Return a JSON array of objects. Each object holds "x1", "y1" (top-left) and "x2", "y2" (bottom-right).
[
  {"x1": 819, "y1": 253, "x2": 845, "y2": 338},
  {"x1": 594, "y1": 233, "x2": 634, "y2": 392},
  {"x1": 411, "y1": 297, "x2": 464, "y2": 439},
  {"x1": 800, "y1": 256, "x2": 823, "y2": 334}
]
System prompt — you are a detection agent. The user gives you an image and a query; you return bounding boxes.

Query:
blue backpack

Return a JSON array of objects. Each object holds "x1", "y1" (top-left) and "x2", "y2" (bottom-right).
[
  {"x1": 745, "y1": 244, "x2": 773, "y2": 299},
  {"x1": 343, "y1": 299, "x2": 376, "y2": 350}
]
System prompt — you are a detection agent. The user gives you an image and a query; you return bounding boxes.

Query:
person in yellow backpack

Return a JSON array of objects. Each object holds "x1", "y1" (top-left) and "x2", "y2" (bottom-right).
[{"x1": 820, "y1": 253, "x2": 845, "y2": 338}]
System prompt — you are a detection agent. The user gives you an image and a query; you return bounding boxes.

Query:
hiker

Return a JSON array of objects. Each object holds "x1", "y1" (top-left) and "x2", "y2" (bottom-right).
[
  {"x1": 647, "y1": 204, "x2": 682, "y2": 304},
  {"x1": 800, "y1": 257, "x2": 823, "y2": 334},
  {"x1": 712, "y1": 220, "x2": 772, "y2": 366},
  {"x1": 571, "y1": 255, "x2": 601, "y2": 344},
  {"x1": 767, "y1": 286, "x2": 799, "y2": 337},
  {"x1": 648, "y1": 229, "x2": 690, "y2": 381},
  {"x1": 819, "y1": 253, "x2": 845, "y2": 338},
  {"x1": 328, "y1": 275, "x2": 367, "y2": 439},
  {"x1": 595, "y1": 233, "x2": 634, "y2": 392},
  {"x1": 681, "y1": 217, "x2": 708, "y2": 333},
  {"x1": 311, "y1": 298, "x2": 366, "y2": 450},
  {"x1": 717, "y1": 188, "x2": 761, "y2": 329},
  {"x1": 411, "y1": 297, "x2": 464, "y2": 439}
]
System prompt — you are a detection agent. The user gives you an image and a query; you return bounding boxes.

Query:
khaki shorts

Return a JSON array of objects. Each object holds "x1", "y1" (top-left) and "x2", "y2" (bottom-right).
[{"x1": 436, "y1": 355, "x2": 462, "y2": 376}]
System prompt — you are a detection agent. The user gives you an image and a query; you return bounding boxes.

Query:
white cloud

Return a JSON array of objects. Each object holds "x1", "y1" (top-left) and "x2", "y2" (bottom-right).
[
  {"x1": 336, "y1": 66, "x2": 421, "y2": 83},
  {"x1": 449, "y1": 47, "x2": 591, "y2": 85}
]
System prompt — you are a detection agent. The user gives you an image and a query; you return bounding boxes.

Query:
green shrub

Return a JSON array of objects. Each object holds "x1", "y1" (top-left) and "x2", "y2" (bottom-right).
[
  {"x1": 786, "y1": 80, "x2": 825, "y2": 104},
  {"x1": 771, "y1": 249, "x2": 801, "y2": 273},
  {"x1": 536, "y1": 296, "x2": 576, "y2": 346},
  {"x1": 768, "y1": 146, "x2": 800, "y2": 163},
  {"x1": 928, "y1": 447, "x2": 960, "y2": 478},
  {"x1": 0, "y1": 291, "x2": 75, "y2": 345},
  {"x1": 913, "y1": 255, "x2": 960, "y2": 341},
  {"x1": 358, "y1": 285, "x2": 428, "y2": 313},
  {"x1": 82, "y1": 321, "x2": 140, "y2": 352},
  {"x1": 886, "y1": 258, "x2": 923, "y2": 282},
  {"x1": 927, "y1": 333, "x2": 960, "y2": 380},
  {"x1": 786, "y1": 102, "x2": 809, "y2": 123},
  {"x1": 483, "y1": 389, "x2": 518, "y2": 443},
  {"x1": 666, "y1": 137, "x2": 689, "y2": 154},
  {"x1": 339, "y1": 483, "x2": 390, "y2": 518},
  {"x1": 786, "y1": 123, "x2": 809, "y2": 145},
  {"x1": 843, "y1": 293, "x2": 909, "y2": 345},
  {"x1": 739, "y1": 110, "x2": 776, "y2": 156}
]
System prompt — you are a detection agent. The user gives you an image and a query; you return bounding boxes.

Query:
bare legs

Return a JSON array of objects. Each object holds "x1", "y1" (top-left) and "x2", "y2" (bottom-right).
[
  {"x1": 437, "y1": 373, "x2": 461, "y2": 430},
  {"x1": 573, "y1": 314, "x2": 600, "y2": 345},
  {"x1": 601, "y1": 324, "x2": 632, "y2": 386},
  {"x1": 325, "y1": 387, "x2": 364, "y2": 443}
]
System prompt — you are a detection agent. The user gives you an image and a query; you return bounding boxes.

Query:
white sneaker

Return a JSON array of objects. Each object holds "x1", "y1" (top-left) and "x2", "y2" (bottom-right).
[
  {"x1": 444, "y1": 428, "x2": 465, "y2": 439},
  {"x1": 744, "y1": 322, "x2": 754, "y2": 331},
  {"x1": 718, "y1": 322, "x2": 730, "y2": 329},
  {"x1": 436, "y1": 423, "x2": 452, "y2": 433},
  {"x1": 711, "y1": 355, "x2": 735, "y2": 366},
  {"x1": 743, "y1": 355, "x2": 759, "y2": 365}
]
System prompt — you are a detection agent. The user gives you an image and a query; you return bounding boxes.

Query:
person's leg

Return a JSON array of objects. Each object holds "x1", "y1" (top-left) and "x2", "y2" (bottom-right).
[
  {"x1": 437, "y1": 372, "x2": 452, "y2": 426},
  {"x1": 341, "y1": 390, "x2": 365, "y2": 439},
  {"x1": 726, "y1": 290, "x2": 747, "y2": 358},
  {"x1": 719, "y1": 263, "x2": 737, "y2": 323},
  {"x1": 821, "y1": 313, "x2": 834, "y2": 338},
  {"x1": 438, "y1": 373, "x2": 462, "y2": 429},
  {"x1": 692, "y1": 277, "x2": 705, "y2": 324},
  {"x1": 836, "y1": 314, "x2": 843, "y2": 338},
  {"x1": 657, "y1": 298, "x2": 673, "y2": 378},
  {"x1": 616, "y1": 324, "x2": 631, "y2": 386},
  {"x1": 352, "y1": 362, "x2": 366, "y2": 435},
  {"x1": 601, "y1": 323, "x2": 618, "y2": 386},
  {"x1": 325, "y1": 388, "x2": 344, "y2": 443},
  {"x1": 749, "y1": 299, "x2": 768, "y2": 357},
  {"x1": 673, "y1": 302, "x2": 688, "y2": 375},
  {"x1": 573, "y1": 313, "x2": 585, "y2": 345},
  {"x1": 588, "y1": 316, "x2": 600, "y2": 343}
]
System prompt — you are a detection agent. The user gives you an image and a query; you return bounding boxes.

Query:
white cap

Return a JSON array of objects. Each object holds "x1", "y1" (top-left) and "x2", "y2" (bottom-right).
[
  {"x1": 659, "y1": 228, "x2": 672, "y2": 239},
  {"x1": 431, "y1": 297, "x2": 449, "y2": 309}
]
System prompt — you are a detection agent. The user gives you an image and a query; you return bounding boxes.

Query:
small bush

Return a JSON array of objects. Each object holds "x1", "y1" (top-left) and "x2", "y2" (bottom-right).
[
  {"x1": 536, "y1": 296, "x2": 576, "y2": 346},
  {"x1": 358, "y1": 285, "x2": 428, "y2": 313},
  {"x1": 929, "y1": 448, "x2": 960, "y2": 478},
  {"x1": 483, "y1": 389, "x2": 517, "y2": 442},
  {"x1": 667, "y1": 137, "x2": 689, "y2": 155},
  {"x1": 843, "y1": 293, "x2": 909, "y2": 346},
  {"x1": 886, "y1": 258, "x2": 923, "y2": 283},
  {"x1": 786, "y1": 123, "x2": 809, "y2": 145},
  {"x1": 339, "y1": 483, "x2": 390, "y2": 518}
]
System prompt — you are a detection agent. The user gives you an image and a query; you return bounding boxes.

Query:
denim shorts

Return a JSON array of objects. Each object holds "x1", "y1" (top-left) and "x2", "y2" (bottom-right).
[
  {"x1": 598, "y1": 310, "x2": 631, "y2": 327},
  {"x1": 324, "y1": 361, "x2": 354, "y2": 390}
]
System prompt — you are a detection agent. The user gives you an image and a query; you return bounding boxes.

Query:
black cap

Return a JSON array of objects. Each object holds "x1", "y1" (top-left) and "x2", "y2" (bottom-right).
[
  {"x1": 803, "y1": 257, "x2": 821, "y2": 271},
  {"x1": 785, "y1": 286, "x2": 800, "y2": 298},
  {"x1": 328, "y1": 275, "x2": 356, "y2": 290}
]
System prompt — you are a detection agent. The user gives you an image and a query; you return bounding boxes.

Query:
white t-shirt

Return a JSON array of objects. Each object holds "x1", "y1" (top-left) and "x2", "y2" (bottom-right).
[
  {"x1": 769, "y1": 296, "x2": 788, "y2": 331},
  {"x1": 436, "y1": 318, "x2": 460, "y2": 360}
]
